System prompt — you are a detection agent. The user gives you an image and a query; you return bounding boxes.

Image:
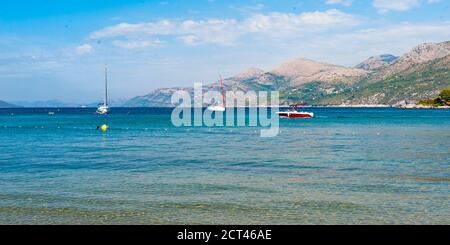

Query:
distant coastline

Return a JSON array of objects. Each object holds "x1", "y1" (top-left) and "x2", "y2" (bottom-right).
[
  {"x1": 1, "y1": 105, "x2": 449, "y2": 109},
  {"x1": 2, "y1": 41, "x2": 449, "y2": 109}
]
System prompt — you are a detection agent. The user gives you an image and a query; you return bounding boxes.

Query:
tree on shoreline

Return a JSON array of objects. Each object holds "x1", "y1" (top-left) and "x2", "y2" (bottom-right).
[
  {"x1": 440, "y1": 89, "x2": 450, "y2": 105},
  {"x1": 419, "y1": 89, "x2": 450, "y2": 106}
]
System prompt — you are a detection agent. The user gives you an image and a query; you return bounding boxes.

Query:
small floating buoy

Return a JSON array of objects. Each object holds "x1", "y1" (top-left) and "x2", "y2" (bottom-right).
[{"x1": 97, "y1": 124, "x2": 109, "y2": 132}]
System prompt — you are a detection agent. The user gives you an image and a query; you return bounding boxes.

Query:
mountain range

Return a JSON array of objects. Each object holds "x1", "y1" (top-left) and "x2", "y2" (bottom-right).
[
  {"x1": 0, "y1": 100, "x2": 18, "y2": 108},
  {"x1": 6, "y1": 99, "x2": 128, "y2": 108},
  {"x1": 10, "y1": 100, "x2": 80, "y2": 108},
  {"x1": 124, "y1": 40, "x2": 450, "y2": 107}
]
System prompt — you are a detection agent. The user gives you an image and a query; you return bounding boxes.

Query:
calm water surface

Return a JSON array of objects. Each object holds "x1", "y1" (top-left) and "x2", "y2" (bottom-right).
[{"x1": 0, "y1": 107, "x2": 449, "y2": 224}]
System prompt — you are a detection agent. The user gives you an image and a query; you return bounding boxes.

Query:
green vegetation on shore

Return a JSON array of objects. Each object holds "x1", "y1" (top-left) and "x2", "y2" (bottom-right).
[{"x1": 419, "y1": 89, "x2": 450, "y2": 107}]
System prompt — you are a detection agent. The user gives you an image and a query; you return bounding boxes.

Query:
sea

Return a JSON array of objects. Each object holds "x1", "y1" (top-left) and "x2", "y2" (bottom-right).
[{"x1": 0, "y1": 107, "x2": 449, "y2": 224}]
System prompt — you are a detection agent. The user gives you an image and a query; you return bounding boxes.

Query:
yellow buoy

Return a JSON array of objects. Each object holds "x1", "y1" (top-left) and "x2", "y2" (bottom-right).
[{"x1": 100, "y1": 124, "x2": 109, "y2": 131}]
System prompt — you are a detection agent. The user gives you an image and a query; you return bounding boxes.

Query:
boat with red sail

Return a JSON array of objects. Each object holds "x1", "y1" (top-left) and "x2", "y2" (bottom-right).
[{"x1": 207, "y1": 74, "x2": 226, "y2": 112}]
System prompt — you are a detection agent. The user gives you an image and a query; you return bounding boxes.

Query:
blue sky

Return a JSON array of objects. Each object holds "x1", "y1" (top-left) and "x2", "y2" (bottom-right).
[{"x1": 1, "y1": 0, "x2": 449, "y2": 102}]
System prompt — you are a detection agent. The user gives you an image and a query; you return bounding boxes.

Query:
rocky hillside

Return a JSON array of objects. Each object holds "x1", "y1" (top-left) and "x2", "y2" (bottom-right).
[
  {"x1": 124, "y1": 41, "x2": 450, "y2": 107},
  {"x1": 333, "y1": 42, "x2": 450, "y2": 105},
  {"x1": 321, "y1": 54, "x2": 450, "y2": 105},
  {"x1": 371, "y1": 41, "x2": 450, "y2": 81},
  {"x1": 125, "y1": 87, "x2": 193, "y2": 107},
  {"x1": 272, "y1": 58, "x2": 367, "y2": 86},
  {"x1": 356, "y1": 54, "x2": 398, "y2": 71}
]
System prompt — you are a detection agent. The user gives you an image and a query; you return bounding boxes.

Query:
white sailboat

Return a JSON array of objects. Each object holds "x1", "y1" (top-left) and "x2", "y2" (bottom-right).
[
  {"x1": 207, "y1": 75, "x2": 226, "y2": 112},
  {"x1": 96, "y1": 66, "x2": 110, "y2": 115}
]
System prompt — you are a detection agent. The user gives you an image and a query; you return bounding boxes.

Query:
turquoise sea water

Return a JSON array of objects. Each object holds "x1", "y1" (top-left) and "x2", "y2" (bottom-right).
[{"x1": 0, "y1": 107, "x2": 449, "y2": 224}]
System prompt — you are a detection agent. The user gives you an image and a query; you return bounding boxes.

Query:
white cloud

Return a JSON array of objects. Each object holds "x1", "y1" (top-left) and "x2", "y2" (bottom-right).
[
  {"x1": 179, "y1": 35, "x2": 200, "y2": 46},
  {"x1": 344, "y1": 22, "x2": 450, "y2": 42},
  {"x1": 112, "y1": 39, "x2": 164, "y2": 49},
  {"x1": 89, "y1": 9, "x2": 361, "y2": 46},
  {"x1": 230, "y1": 3, "x2": 265, "y2": 13},
  {"x1": 89, "y1": 20, "x2": 176, "y2": 39},
  {"x1": 244, "y1": 9, "x2": 359, "y2": 35},
  {"x1": 372, "y1": 0, "x2": 439, "y2": 13},
  {"x1": 302, "y1": 21, "x2": 450, "y2": 65},
  {"x1": 75, "y1": 44, "x2": 94, "y2": 55},
  {"x1": 326, "y1": 0, "x2": 353, "y2": 7},
  {"x1": 373, "y1": 0, "x2": 419, "y2": 13}
]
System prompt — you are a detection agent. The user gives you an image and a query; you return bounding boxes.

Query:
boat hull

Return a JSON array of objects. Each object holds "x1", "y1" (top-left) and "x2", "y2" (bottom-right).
[
  {"x1": 277, "y1": 112, "x2": 314, "y2": 118},
  {"x1": 207, "y1": 106, "x2": 225, "y2": 112},
  {"x1": 96, "y1": 105, "x2": 109, "y2": 115}
]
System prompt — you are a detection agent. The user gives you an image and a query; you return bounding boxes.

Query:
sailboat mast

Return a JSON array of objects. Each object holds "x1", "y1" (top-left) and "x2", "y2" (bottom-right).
[
  {"x1": 219, "y1": 74, "x2": 226, "y2": 107},
  {"x1": 104, "y1": 65, "x2": 108, "y2": 106}
]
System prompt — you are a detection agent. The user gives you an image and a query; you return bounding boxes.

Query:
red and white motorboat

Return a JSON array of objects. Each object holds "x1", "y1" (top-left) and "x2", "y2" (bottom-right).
[{"x1": 277, "y1": 104, "x2": 314, "y2": 118}]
